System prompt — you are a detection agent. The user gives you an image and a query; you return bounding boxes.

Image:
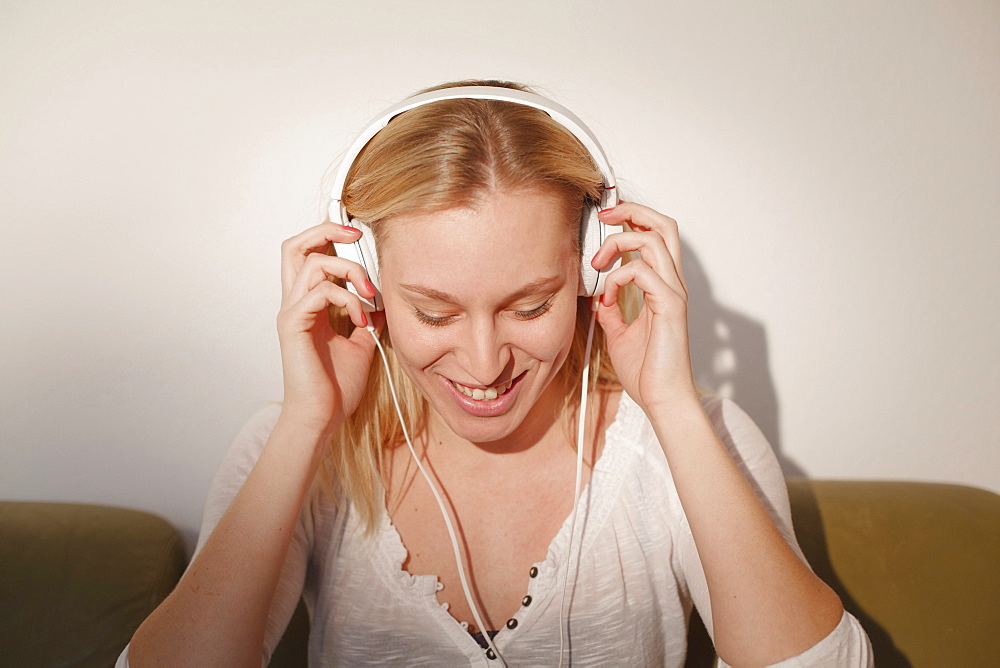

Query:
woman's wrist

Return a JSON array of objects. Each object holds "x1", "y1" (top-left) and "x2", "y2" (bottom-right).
[
  {"x1": 642, "y1": 391, "x2": 715, "y2": 458},
  {"x1": 272, "y1": 406, "x2": 341, "y2": 454},
  {"x1": 640, "y1": 386, "x2": 702, "y2": 424}
]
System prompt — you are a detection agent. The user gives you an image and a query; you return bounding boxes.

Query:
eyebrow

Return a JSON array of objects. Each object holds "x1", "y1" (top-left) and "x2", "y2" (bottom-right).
[{"x1": 399, "y1": 277, "x2": 563, "y2": 305}]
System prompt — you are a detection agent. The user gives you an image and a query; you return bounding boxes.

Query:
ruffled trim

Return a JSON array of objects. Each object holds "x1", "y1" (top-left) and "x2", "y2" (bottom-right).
[{"x1": 373, "y1": 510, "x2": 442, "y2": 602}]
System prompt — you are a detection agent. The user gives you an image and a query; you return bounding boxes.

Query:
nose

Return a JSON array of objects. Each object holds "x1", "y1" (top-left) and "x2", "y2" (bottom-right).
[{"x1": 456, "y1": 315, "x2": 513, "y2": 385}]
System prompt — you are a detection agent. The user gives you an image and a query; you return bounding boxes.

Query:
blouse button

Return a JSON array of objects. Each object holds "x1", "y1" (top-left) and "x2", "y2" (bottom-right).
[
  {"x1": 506, "y1": 618, "x2": 518, "y2": 630},
  {"x1": 521, "y1": 595, "x2": 532, "y2": 607},
  {"x1": 528, "y1": 566, "x2": 538, "y2": 578},
  {"x1": 486, "y1": 648, "x2": 497, "y2": 660}
]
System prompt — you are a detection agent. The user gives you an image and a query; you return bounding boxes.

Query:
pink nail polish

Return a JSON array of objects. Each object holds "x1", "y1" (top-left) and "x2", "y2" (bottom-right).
[
  {"x1": 343, "y1": 225, "x2": 360, "y2": 233},
  {"x1": 361, "y1": 311, "x2": 368, "y2": 327}
]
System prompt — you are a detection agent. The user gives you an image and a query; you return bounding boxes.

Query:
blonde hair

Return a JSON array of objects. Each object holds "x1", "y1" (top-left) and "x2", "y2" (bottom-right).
[{"x1": 324, "y1": 80, "x2": 637, "y2": 532}]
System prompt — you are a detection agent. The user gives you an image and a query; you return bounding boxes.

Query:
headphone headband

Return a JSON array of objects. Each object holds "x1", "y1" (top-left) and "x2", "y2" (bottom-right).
[{"x1": 328, "y1": 86, "x2": 616, "y2": 217}]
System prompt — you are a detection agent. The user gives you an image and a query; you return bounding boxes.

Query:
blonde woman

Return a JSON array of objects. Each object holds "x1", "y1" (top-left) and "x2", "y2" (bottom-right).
[{"x1": 123, "y1": 81, "x2": 871, "y2": 666}]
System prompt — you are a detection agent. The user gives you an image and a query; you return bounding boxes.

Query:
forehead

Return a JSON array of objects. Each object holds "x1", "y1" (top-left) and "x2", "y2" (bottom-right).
[{"x1": 377, "y1": 190, "x2": 579, "y2": 286}]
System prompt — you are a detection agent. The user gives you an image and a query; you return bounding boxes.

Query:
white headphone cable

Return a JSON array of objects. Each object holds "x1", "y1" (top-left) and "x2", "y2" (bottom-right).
[
  {"x1": 367, "y1": 325, "x2": 507, "y2": 666},
  {"x1": 558, "y1": 299, "x2": 598, "y2": 667}
]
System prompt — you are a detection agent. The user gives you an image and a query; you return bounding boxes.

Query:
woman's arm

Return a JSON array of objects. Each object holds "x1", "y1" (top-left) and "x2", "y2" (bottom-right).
[
  {"x1": 129, "y1": 415, "x2": 328, "y2": 666},
  {"x1": 676, "y1": 396, "x2": 873, "y2": 667},
  {"x1": 594, "y1": 203, "x2": 846, "y2": 666},
  {"x1": 649, "y1": 396, "x2": 843, "y2": 664},
  {"x1": 128, "y1": 222, "x2": 380, "y2": 666}
]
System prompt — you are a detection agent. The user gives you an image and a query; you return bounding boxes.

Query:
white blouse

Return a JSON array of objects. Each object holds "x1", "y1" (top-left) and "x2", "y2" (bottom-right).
[{"x1": 119, "y1": 394, "x2": 872, "y2": 666}]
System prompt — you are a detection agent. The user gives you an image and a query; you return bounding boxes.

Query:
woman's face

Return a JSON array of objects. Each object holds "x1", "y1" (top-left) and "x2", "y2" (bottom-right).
[{"x1": 378, "y1": 189, "x2": 581, "y2": 447}]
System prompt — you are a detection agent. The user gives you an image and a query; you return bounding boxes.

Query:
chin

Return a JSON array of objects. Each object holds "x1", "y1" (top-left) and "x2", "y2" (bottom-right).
[{"x1": 439, "y1": 415, "x2": 522, "y2": 446}]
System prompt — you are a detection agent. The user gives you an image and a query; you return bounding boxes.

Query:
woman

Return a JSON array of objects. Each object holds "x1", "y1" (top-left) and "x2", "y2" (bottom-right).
[{"x1": 124, "y1": 81, "x2": 871, "y2": 666}]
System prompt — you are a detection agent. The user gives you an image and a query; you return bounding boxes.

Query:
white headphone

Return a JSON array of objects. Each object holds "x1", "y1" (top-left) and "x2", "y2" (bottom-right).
[{"x1": 328, "y1": 85, "x2": 620, "y2": 311}]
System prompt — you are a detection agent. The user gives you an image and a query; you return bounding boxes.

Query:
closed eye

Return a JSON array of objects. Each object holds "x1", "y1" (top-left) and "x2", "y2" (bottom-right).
[
  {"x1": 512, "y1": 299, "x2": 552, "y2": 320},
  {"x1": 412, "y1": 299, "x2": 553, "y2": 327},
  {"x1": 412, "y1": 308, "x2": 455, "y2": 327}
]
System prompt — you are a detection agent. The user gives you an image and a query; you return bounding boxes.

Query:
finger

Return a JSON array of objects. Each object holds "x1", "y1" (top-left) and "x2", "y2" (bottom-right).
[
  {"x1": 280, "y1": 222, "x2": 362, "y2": 294},
  {"x1": 601, "y1": 258, "x2": 686, "y2": 317},
  {"x1": 342, "y1": 310, "x2": 386, "y2": 362},
  {"x1": 346, "y1": 310, "x2": 382, "y2": 349},
  {"x1": 592, "y1": 231, "x2": 686, "y2": 301},
  {"x1": 592, "y1": 230, "x2": 669, "y2": 275},
  {"x1": 284, "y1": 252, "x2": 374, "y2": 307},
  {"x1": 599, "y1": 203, "x2": 685, "y2": 293},
  {"x1": 595, "y1": 295, "x2": 628, "y2": 340},
  {"x1": 279, "y1": 279, "x2": 370, "y2": 332},
  {"x1": 599, "y1": 201, "x2": 676, "y2": 235}
]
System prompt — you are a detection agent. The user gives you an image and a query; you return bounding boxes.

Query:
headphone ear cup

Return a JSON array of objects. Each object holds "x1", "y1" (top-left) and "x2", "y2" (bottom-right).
[
  {"x1": 579, "y1": 205, "x2": 621, "y2": 297},
  {"x1": 331, "y1": 219, "x2": 383, "y2": 312},
  {"x1": 579, "y1": 206, "x2": 601, "y2": 297}
]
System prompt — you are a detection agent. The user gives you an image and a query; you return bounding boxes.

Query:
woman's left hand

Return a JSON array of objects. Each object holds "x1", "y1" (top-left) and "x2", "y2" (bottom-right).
[{"x1": 592, "y1": 202, "x2": 697, "y2": 413}]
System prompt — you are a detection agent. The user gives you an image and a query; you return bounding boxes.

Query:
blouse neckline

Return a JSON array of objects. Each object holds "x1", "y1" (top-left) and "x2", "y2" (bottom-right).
[{"x1": 367, "y1": 392, "x2": 646, "y2": 654}]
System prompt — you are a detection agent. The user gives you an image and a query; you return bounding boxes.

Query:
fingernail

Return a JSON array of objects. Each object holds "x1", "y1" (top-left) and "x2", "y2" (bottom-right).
[
  {"x1": 598, "y1": 207, "x2": 615, "y2": 215},
  {"x1": 361, "y1": 311, "x2": 368, "y2": 327},
  {"x1": 344, "y1": 225, "x2": 361, "y2": 233},
  {"x1": 365, "y1": 278, "x2": 376, "y2": 295}
]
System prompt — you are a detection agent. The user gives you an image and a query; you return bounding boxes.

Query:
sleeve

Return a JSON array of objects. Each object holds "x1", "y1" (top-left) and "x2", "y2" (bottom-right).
[
  {"x1": 674, "y1": 395, "x2": 873, "y2": 667},
  {"x1": 115, "y1": 403, "x2": 315, "y2": 668}
]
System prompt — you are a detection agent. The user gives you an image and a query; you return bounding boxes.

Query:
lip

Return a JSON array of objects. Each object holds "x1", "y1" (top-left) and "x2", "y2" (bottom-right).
[{"x1": 440, "y1": 371, "x2": 526, "y2": 418}]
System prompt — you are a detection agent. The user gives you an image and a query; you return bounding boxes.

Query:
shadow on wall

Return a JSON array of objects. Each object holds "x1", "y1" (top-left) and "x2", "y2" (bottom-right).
[{"x1": 682, "y1": 240, "x2": 806, "y2": 478}]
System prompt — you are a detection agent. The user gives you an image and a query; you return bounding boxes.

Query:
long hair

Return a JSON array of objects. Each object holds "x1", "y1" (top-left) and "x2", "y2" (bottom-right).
[{"x1": 324, "y1": 80, "x2": 637, "y2": 532}]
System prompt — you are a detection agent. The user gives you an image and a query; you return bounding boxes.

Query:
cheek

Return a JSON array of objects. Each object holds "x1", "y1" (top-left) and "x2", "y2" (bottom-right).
[
  {"x1": 382, "y1": 296, "x2": 464, "y2": 379},
  {"x1": 386, "y1": 315, "x2": 444, "y2": 371},
  {"x1": 520, "y1": 304, "x2": 579, "y2": 366}
]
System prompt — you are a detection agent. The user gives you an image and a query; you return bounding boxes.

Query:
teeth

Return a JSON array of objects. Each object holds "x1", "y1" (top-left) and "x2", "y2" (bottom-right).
[{"x1": 453, "y1": 379, "x2": 513, "y2": 401}]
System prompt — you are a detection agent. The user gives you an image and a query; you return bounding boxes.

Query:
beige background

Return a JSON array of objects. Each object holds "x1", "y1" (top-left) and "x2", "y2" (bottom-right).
[{"x1": 2, "y1": 0, "x2": 997, "y2": 548}]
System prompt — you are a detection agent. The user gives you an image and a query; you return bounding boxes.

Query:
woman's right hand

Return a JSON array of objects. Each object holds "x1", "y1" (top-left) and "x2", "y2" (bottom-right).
[{"x1": 277, "y1": 222, "x2": 381, "y2": 431}]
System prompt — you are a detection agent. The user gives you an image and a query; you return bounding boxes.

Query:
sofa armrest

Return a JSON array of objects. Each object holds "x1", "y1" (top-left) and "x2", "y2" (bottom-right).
[{"x1": 0, "y1": 501, "x2": 186, "y2": 667}]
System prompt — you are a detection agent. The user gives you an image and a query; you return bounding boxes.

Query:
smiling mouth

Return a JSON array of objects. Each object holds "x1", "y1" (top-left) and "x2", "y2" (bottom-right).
[{"x1": 450, "y1": 374, "x2": 522, "y2": 401}]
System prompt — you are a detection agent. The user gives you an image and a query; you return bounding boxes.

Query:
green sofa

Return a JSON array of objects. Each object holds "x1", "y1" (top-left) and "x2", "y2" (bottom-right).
[{"x1": 2, "y1": 480, "x2": 998, "y2": 667}]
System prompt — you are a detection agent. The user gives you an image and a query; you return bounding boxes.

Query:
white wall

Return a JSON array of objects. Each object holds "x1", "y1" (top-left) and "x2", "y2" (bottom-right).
[{"x1": 2, "y1": 0, "x2": 997, "y2": 549}]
